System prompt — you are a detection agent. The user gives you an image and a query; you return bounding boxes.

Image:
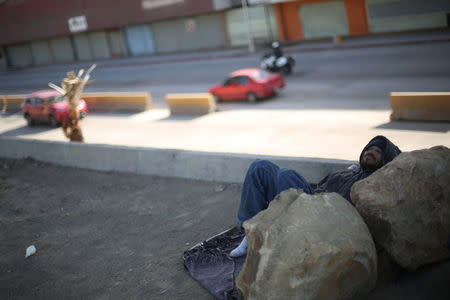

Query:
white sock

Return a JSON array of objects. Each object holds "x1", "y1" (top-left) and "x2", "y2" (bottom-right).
[{"x1": 230, "y1": 236, "x2": 247, "y2": 257}]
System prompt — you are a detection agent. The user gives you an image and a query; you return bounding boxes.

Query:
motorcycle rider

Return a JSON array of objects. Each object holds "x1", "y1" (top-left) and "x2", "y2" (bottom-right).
[
  {"x1": 261, "y1": 41, "x2": 294, "y2": 74},
  {"x1": 271, "y1": 41, "x2": 283, "y2": 58}
]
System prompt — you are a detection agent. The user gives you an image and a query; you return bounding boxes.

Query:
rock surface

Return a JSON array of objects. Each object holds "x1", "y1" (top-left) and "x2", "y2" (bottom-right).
[
  {"x1": 351, "y1": 146, "x2": 450, "y2": 270},
  {"x1": 236, "y1": 189, "x2": 377, "y2": 300}
]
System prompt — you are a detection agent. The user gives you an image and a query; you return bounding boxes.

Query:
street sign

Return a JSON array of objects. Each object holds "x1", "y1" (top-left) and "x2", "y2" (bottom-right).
[
  {"x1": 185, "y1": 19, "x2": 196, "y2": 32},
  {"x1": 142, "y1": 0, "x2": 184, "y2": 10},
  {"x1": 68, "y1": 16, "x2": 88, "y2": 33}
]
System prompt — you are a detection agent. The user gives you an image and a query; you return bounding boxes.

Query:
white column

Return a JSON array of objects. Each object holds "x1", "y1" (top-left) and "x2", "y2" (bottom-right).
[{"x1": 241, "y1": 0, "x2": 255, "y2": 53}]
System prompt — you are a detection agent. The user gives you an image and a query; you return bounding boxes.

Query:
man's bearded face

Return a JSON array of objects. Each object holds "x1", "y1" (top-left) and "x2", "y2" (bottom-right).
[{"x1": 361, "y1": 146, "x2": 383, "y2": 171}]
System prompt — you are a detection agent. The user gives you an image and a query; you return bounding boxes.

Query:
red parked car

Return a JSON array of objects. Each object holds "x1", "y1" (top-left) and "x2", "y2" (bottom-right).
[
  {"x1": 21, "y1": 90, "x2": 88, "y2": 127},
  {"x1": 208, "y1": 68, "x2": 285, "y2": 103}
]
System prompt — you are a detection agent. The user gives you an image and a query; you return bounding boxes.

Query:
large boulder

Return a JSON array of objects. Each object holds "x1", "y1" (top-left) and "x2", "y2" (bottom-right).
[
  {"x1": 236, "y1": 189, "x2": 377, "y2": 300},
  {"x1": 351, "y1": 146, "x2": 450, "y2": 270}
]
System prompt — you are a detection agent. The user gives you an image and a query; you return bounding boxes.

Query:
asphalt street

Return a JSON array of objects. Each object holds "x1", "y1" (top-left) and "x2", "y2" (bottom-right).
[{"x1": 1, "y1": 30, "x2": 450, "y2": 111}]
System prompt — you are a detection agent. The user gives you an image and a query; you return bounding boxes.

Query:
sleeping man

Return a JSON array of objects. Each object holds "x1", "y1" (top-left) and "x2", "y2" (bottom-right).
[{"x1": 230, "y1": 135, "x2": 401, "y2": 257}]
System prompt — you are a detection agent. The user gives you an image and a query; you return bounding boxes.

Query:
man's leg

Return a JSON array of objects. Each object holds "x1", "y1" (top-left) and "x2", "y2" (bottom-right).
[
  {"x1": 237, "y1": 159, "x2": 313, "y2": 227},
  {"x1": 231, "y1": 160, "x2": 313, "y2": 257}
]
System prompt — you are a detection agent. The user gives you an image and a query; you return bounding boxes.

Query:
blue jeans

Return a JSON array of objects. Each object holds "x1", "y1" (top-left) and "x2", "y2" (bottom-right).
[{"x1": 237, "y1": 159, "x2": 314, "y2": 227}]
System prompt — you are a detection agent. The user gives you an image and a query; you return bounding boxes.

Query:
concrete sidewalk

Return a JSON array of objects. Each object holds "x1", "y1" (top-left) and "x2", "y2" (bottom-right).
[{"x1": 1, "y1": 107, "x2": 449, "y2": 184}]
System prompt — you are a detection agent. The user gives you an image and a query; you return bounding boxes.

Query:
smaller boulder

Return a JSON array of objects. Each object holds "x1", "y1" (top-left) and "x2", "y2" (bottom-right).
[
  {"x1": 351, "y1": 146, "x2": 450, "y2": 270},
  {"x1": 236, "y1": 189, "x2": 377, "y2": 300}
]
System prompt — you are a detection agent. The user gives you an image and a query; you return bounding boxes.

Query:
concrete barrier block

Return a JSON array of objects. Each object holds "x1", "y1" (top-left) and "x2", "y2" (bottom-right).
[
  {"x1": 1, "y1": 92, "x2": 152, "y2": 113},
  {"x1": 0, "y1": 137, "x2": 30, "y2": 158},
  {"x1": 67, "y1": 143, "x2": 141, "y2": 173},
  {"x1": 0, "y1": 137, "x2": 354, "y2": 184},
  {"x1": 1, "y1": 95, "x2": 26, "y2": 112},
  {"x1": 390, "y1": 92, "x2": 450, "y2": 121},
  {"x1": 30, "y1": 140, "x2": 68, "y2": 163},
  {"x1": 169, "y1": 151, "x2": 249, "y2": 182},
  {"x1": 166, "y1": 93, "x2": 216, "y2": 115},
  {"x1": 136, "y1": 148, "x2": 353, "y2": 184},
  {"x1": 82, "y1": 92, "x2": 151, "y2": 112}
]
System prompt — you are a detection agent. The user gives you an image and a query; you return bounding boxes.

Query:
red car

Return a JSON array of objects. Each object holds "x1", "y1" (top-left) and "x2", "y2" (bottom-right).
[
  {"x1": 208, "y1": 68, "x2": 285, "y2": 103},
  {"x1": 21, "y1": 90, "x2": 88, "y2": 127}
]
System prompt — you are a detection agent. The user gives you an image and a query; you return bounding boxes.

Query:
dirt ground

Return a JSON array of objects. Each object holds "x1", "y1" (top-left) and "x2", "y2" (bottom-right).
[
  {"x1": 0, "y1": 158, "x2": 241, "y2": 299},
  {"x1": 1, "y1": 158, "x2": 449, "y2": 300}
]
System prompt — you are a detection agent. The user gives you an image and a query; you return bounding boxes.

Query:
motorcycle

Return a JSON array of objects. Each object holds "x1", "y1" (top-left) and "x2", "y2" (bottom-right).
[{"x1": 260, "y1": 53, "x2": 295, "y2": 75}]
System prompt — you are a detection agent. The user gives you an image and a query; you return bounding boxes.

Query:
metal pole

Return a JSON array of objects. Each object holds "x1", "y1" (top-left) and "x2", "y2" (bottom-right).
[
  {"x1": 241, "y1": 0, "x2": 255, "y2": 53},
  {"x1": 264, "y1": 5, "x2": 273, "y2": 43}
]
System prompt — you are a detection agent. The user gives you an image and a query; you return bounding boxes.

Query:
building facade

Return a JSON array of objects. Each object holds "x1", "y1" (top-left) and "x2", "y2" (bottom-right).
[
  {"x1": 264, "y1": 0, "x2": 450, "y2": 41},
  {"x1": 0, "y1": 0, "x2": 448, "y2": 69}
]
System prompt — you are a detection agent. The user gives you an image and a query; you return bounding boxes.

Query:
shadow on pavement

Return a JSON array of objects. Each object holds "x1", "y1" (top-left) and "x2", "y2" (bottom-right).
[
  {"x1": 374, "y1": 120, "x2": 450, "y2": 133},
  {"x1": 1, "y1": 111, "x2": 21, "y2": 117},
  {"x1": 0, "y1": 125, "x2": 56, "y2": 137},
  {"x1": 157, "y1": 114, "x2": 202, "y2": 122}
]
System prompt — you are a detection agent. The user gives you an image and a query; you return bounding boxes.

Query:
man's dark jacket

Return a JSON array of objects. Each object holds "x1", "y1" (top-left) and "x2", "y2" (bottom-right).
[{"x1": 314, "y1": 135, "x2": 401, "y2": 204}]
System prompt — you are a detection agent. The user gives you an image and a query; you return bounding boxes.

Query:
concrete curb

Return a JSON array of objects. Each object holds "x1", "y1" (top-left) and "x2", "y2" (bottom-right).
[{"x1": 0, "y1": 136, "x2": 355, "y2": 184}]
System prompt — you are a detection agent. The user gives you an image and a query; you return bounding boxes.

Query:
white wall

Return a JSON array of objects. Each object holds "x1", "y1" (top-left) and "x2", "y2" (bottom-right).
[
  {"x1": 366, "y1": 0, "x2": 450, "y2": 33},
  {"x1": 49, "y1": 36, "x2": 74, "y2": 64},
  {"x1": 298, "y1": 0, "x2": 349, "y2": 39},
  {"x1": 6, "y1": 44, "x2": 33, "y2": 68},
  {"x1": 226, "y1": 5, "x2": 278, "y2": 47},
  {"x1": 31, "y1": 40, "x2": 51, "y2": 66},
  {"x1": 153, "y1": 14, "x2": 225, "y2": 53}
]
